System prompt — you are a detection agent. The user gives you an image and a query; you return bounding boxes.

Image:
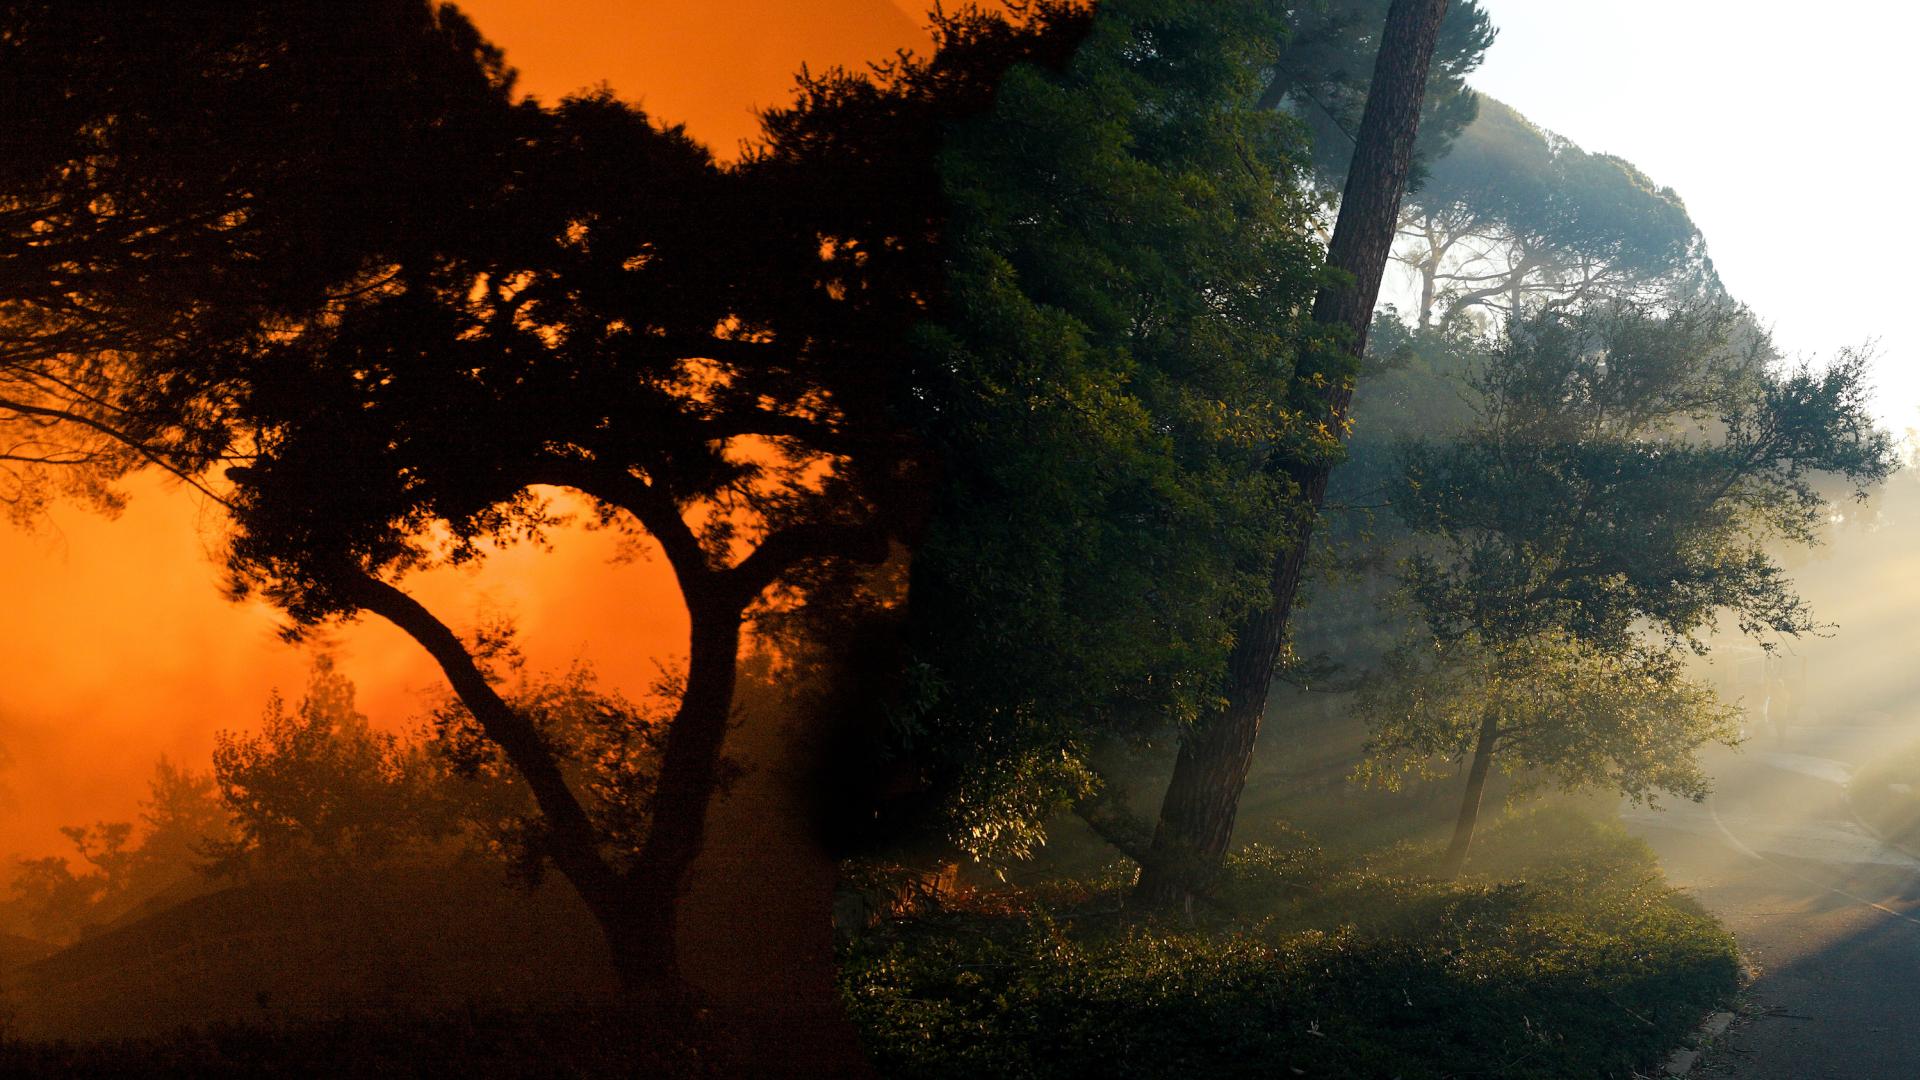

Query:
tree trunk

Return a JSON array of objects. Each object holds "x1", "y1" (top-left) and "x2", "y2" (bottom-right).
[
  {"x1": 1136, "y1": 0, "x2": 1453, "y2": 909},
  {"x1": 1417, "y1": 246, "x2": 1438, "y2": 329},
  {"x1": 346, "y1": 566, "x2": 736, "y2": 995},
  {"x1": 341, "y1": 571, "x2": 641, "y2": 963},
  {"x1": 347, "y1": 489, "x2": 877, "y2": 1070},
  {"x1": 621, "y1": 588, "x2": 744, "y2": 987},
  {"x1": 1439, "y1": 709, "x2": 1500, "y2": 879},
  {"x1": 550, "y1": 464, "x2": 883, "y2": 1071}
]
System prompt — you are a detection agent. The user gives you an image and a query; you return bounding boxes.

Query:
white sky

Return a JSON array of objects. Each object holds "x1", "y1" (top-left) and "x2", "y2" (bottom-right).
[{"x1": 1468, "y1": 0, "x2": 1919, "y2": 432}]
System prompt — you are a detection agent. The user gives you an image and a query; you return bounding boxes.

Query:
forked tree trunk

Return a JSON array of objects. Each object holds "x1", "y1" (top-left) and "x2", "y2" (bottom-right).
[
  {"x1": 338, "y1": 475, "x2": 882, "y2": 1072},
  {"x1": 1136, "y1": 0, "x2": 1454, "y2": 909},
  {"x1": 345, "y1": 565, "x2": 739, "y2": 993},
  {"x1": 1439, "y1": 709, "x2": 1500, "y2": 879},
  {"x1": 617, "y1": 588, "x2": 744, "y2": 987},
  {"x1": 342, "y1": 571, "x2": 639, "y2": 948}
]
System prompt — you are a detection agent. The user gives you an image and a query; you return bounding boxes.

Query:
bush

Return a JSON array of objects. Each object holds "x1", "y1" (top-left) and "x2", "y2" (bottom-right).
[{"x1": 841, "y1": 808, "x2": 1738, "y2": 1079}]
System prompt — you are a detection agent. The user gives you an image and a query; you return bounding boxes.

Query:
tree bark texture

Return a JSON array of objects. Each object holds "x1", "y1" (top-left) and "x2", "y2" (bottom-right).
[
  {"x1": 1439, "y1": 709, "x2": 1500, "y2": 879},
  {"x1": 1137, "y1": 0, "x2": 1454, "y2": 909}
]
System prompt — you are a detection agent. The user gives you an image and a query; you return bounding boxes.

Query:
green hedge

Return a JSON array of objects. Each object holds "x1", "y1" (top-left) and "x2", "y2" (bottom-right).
[{"x1": 842, "y1": 807, "x2": 1738, "y2": 1079}]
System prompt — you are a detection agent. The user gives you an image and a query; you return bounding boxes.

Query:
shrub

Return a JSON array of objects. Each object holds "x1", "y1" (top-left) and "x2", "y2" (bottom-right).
[{"x1": 841, "y1": 808, "x2": 1738, "y2": 1079}]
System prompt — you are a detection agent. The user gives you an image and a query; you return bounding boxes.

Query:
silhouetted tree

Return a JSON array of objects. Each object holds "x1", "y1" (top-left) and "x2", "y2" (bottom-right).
[
  {"x1": 0, "y1": 5, "x2": 1100, "y2": 1046},
  {"x1": 3, "y1": 759, "x2": 231, "y2": 944},
  {"x1": 0, "y1": 0, "x2": 519, "y2": 512},
  {"x1": 208, "y1": 659, "x2": 457, "y2": 873}
]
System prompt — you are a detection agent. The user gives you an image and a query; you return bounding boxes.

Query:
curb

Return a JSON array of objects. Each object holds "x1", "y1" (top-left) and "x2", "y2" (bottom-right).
[{"x1": 1660, "y1": 1009, "x2": 1735, "y2": 1077}]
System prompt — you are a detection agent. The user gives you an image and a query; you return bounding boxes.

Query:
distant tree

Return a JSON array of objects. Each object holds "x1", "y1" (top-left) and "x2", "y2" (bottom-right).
[
  {"x1": 137, "y1": 758, "x2": 237, "y2": 875},
  {"x1": 208, "y1": 658, "x2": 455, "y2": 873},
  {"x1": 1358, "y1": 632, "x2": 1739, "y2": 876},
  {"x1": 206, "y1": 653, "x2": 661, "y2": 881},
  {"x1": 1393, "y1": 98, "x2": 1711, "y2": 328},
  {"x1": 4, "y1": 759, "x2": 231, "y2": 944},
  {"x1": 1365, "y1": 302, "x2": 1893, "y2": 875}
]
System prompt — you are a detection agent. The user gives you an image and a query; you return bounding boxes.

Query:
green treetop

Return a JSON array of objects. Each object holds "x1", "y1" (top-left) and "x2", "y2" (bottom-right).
[{"x1": 1360, "y1": 300, "x2": 1893, "y2": 874}]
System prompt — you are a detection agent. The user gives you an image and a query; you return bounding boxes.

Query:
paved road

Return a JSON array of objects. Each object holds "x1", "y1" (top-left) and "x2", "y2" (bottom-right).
[{"x1": 1622, "y1": 725, "x2": 1920, "y2": 1078}]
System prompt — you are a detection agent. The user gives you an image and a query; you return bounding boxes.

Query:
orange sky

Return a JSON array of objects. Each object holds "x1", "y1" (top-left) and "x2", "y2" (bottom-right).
[{"x1": 0, "y1": 1, "x2": 935, "y2": 858}]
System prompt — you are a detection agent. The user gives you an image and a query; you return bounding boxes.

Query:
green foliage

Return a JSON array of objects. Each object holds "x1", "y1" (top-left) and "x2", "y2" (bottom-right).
[
  {"x1": 1355, "y1": 632, "x2": 1741, "y2": 805},
  {"x1": 1398, "y1": 98, "x2": 1714, "y2": 326},
  {"x1": 1397, "y1": 302, "x2": 1892, "y2": 655},
  {"x1": 842, "y1": 808, "x2": 1739, "y2": 1079},
  {"x1": 896, "y1": 0, "x2": 1328, "y2": 860},
  {"x1": 1346, "y1": 301, "x2": 1893, "y2": 819}
]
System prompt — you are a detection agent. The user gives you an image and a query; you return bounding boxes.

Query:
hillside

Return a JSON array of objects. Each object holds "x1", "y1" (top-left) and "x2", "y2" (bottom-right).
[{"x1": 1, "y1": 864, "x2": 613, "y2": 1040}]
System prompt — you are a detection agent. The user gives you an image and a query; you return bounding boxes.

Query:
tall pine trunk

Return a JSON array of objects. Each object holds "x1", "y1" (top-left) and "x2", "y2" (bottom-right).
[
  {"x1": 1136, "y1": 0, "x2": 1454, "y2": 909},
  {"x1": 1439, "y1": 709, "x2": 1500, "y2": 879}
]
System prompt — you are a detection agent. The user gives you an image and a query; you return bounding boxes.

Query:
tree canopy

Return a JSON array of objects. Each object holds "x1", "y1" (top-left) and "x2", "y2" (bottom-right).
[
  {"x1": 1395, "y1": 97, "x2": 1711, "y2": 327},
  {"x1": 1268, "y1": 0, "x2": 1496, "y2": 185},
  {"x1": 874, "y1": 0, "x2": 1329, "y2": 861},
  {"x1": 1361, "y1": 300, "x2": 1894, "y2": 873}
]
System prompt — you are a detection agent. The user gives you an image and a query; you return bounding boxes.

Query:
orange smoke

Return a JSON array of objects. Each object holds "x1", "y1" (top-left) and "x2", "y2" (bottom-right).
[
  {"x1": 0, "y1": 1, "x2": 935, "y2": 858},
  {"x1": 458, "y1": 0, "x2": 930, "y2": 155}
]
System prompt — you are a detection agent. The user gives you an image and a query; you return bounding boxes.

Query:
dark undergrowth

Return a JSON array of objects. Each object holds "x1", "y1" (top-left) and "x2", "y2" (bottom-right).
[
  {"x1": 0, "y1": 1004, "x2": 720, "y2": 1079},
  {"x1": 841, "y1": 805, "x2": 1739, "y2": 1079}
]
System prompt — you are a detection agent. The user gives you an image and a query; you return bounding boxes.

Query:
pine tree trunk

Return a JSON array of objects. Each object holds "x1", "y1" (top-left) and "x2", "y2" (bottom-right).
[
  {"x1": 1136, "y1": 0, "x2": 1454, "y2": 909},
  {"x1": 1439, "y1": 709, "x2": 1500, "y2": 879}
]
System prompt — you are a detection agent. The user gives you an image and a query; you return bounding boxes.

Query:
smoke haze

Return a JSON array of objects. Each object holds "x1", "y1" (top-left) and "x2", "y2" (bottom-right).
[{"x1": 0, "y1": 0, "x2": 931, "y2": 858}]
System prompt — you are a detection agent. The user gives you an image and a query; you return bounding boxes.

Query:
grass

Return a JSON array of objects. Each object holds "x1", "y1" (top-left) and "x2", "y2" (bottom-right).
[{"x1": 840, "y1": 805, "x2": 1739, "y2": 1079}]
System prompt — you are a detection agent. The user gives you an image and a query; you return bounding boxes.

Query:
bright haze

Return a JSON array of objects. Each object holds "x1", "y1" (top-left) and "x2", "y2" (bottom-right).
[
  {"x1": 1471, "y1": 0, "x2": 1919, "y2": 432},
  {"x1": 0, "y1": 0, "x2": 933, "y2": 858},
  {"x1": 0, "y1": 1, "x2": 1905, "y2": 857}
]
